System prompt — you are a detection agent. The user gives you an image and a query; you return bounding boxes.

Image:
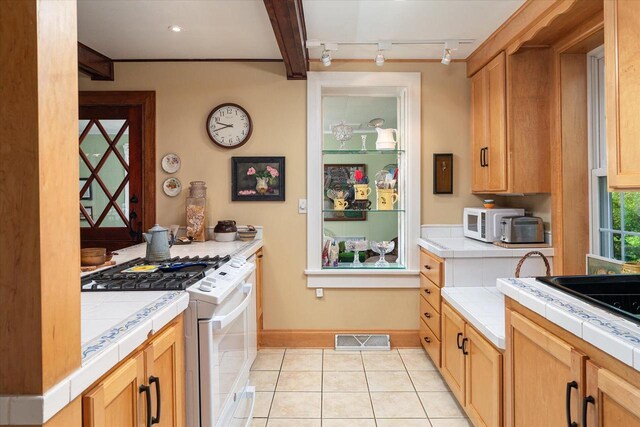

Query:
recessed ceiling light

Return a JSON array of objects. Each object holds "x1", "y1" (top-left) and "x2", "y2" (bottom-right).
[{"x1": 168, "y1": 25, "x2": 183, "y2": 33}]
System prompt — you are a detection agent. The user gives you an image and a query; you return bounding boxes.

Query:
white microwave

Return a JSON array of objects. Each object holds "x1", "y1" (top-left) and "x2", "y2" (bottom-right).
[{"x1": 463, "y1": 207, "x2": 524, "y2": 242}]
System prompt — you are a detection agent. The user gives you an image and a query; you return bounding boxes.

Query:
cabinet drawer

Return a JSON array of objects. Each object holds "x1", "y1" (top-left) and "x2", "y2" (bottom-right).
[
  {"x1": 420, "y1": 318, "x2": 441, "y2": 367},
  {"x1": 420, "y1": 274, "x2": 441, "y2": 312},
  {"x1": 420, "y1": 250, "x2": 443, "y2": 286},
  {"x1": 420, "y1": 296, "x2": 441, "y2": 340}
]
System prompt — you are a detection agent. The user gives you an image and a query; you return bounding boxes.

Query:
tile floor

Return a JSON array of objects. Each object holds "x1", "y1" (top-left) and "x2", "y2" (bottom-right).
[{"x1": 250, "y1": 348, "x2": 472, "y2": 427}]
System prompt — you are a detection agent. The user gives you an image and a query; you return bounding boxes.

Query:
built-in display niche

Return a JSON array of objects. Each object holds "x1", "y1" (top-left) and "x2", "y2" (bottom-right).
[{"x1": 306, "y1": 72, "x2": 421, "y2": 288}]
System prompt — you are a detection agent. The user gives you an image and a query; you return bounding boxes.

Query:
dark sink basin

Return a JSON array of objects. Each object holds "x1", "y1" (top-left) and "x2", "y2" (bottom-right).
[{"x1": 537, "y1": 274, "x2": 640, "y2": 324}]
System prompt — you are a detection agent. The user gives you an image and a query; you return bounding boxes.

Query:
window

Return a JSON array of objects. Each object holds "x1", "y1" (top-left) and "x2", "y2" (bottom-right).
[{"x1": 589, "y1": 47, "x2": 640, "y2": 262}]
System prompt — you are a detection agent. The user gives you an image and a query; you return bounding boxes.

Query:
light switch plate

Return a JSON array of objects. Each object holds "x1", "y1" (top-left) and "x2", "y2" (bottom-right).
[{"x1": 298, "y1": 198, "x2": 307, "y2": 214}]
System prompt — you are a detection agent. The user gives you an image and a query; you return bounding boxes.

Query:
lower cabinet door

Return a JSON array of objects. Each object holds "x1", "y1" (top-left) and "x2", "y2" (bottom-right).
[
  {"x1": 441, "y1": 303, "x2": 466, "y2": 405},
  {"x1": 465, "y1": 325, "x2": 502, "y2": 427},
  {"x1": 83, "y1": 352, "x2": 146, "y2": 427},
  {"x1": 584, "y1": 361, "x2": 640, "y2": 426},
  {"x1": 144, "y1": 317, "x2": 186, "y2": 427},
  {"x1": 506, "y1": 311, "x2": 585, "y2": 427},
  {"x1": 420, "y1": 318, "x2": 441, "y2": 367}
]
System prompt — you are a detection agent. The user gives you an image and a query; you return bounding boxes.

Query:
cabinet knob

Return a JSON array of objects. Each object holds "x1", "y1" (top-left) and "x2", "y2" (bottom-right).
[
  {"x1": 423, "y1": 336, "x2": 431, "y2": 343},
  {"x1": 424, "y1": 265, "x2": 432, "y2": 270},
  {"x1": 424, "y1": 288, "x2": 431, "y2": 294},
  {"x1": 424, "y1": 312, "x2": 431, "y2": 318}
]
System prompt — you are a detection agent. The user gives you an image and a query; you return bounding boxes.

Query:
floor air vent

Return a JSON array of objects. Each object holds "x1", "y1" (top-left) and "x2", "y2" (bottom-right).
[{"x1": 334, "y1": 334, "x2": 391, "y2": 351}]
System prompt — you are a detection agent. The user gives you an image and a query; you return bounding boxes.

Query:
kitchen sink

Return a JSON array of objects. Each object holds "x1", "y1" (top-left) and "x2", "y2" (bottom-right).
[{"x1": 537, "y1": 274, "x2": 640, "y2": 325}]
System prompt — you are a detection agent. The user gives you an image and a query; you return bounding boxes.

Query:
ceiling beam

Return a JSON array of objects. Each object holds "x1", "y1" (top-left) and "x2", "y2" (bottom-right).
[
  {"x1": 263, "y1": 0, "x2": 308, "y2": 80},
  {"x1": 78, "y1": 42, "x2": 114, "y2": 81}
]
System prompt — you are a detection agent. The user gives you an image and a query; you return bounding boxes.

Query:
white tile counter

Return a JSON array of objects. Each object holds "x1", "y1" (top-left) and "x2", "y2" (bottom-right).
[
  {"x1": 418, "y1": 237, "x2": 555, "y2": 259},
  {"x1": 498, "y1": 277, "x2": 640, "y2": 371},
  {"x1": 1, "y1": 238, "x2": 263, "y2": 425},
  {"x1": 441, "y1": 287, "x2": 506, "y2": 350}
]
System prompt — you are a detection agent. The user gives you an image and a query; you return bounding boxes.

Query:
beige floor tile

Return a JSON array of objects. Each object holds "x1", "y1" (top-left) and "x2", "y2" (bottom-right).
[
  {"x1": 418, "y1": 392, "x2": 466, "y2": 418},
  {"x1": 323, "y1": 353, "x2": 364, "y2": 371},
  {"x1": 322, "y1": 419, "x2": 376, "y2": 427},
  {"x1": 253, "y1": 392, "x2": 274, "y2": 418},
  {"x1": 400, "y1": 351, "x2": 438, "y2": 371},
  {"x1": 252, "y1": 353, "x2": 285, "y2": 371},
  {"x1": 270, "y1": 392, "x2": 322, "y2": 418},
  {"x1": 276, "y1": 371, "x2": 322, "y2": 391},
  {"x1": 323, "y1": 349, "x2": 361, "y2": 355},
  {"x1": 376, "y1": 419, "x2": 432, "y2": 427},
  {"x1": 409, "y1": 370, "x2": 449, "y2": 392},
  {"x1": 361, "y1": 349, "x2": 399, "y2": 354},
  {"x1": 366, "y1": 370, "x2": 414, "y2": 391},
  {"x1": 323, "y1": 371, "x2": 368, "y2": 392},
  {"x1": 429, "y1": 419, "x2": 472, "y2": 427},
  {"x1": 250, "y1": 418, "x2": 268, "y2": 427},
  {"x1": 281, "y1": 354, "x2": 323, "y2": 371},
  {"x1": 370, "y1": 391, "x2": 427, "y2": 418},
  {"x1": 250, "y1": 371, "x2": 280, "y2": 392},
  {"x1": 259, "y1": 348, "x2": 286, "y2": 355},
  {"x1": 284, "y1": 348, "x2": 324, "y2": 354},
  {"x1": 322, "y1": 392, "x2": 374, "y2": 418},
  {"x1": 398, "y1": 348, "x2": 426, "y2": 354},
  {"x1": 266, "y1": 419, "x2": 321, "y2": 427},
  {"x1": 362, "y1": 352, "x2": 406, "y2": 371}
]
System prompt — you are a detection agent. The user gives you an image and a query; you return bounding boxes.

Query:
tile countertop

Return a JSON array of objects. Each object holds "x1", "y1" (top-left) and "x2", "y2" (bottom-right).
[
  {"x1": 1, "y1": 238, "x2": 263, "y2": 426},
  {"x1": 418, "y1": 237, "x2": 555, "y2": 259},
  {"x1": 498, "y1": 277, "x2": 640, "y2": 371},
  {"x1": 441, "y1": 287, "x2": 506, "y2": 350}
]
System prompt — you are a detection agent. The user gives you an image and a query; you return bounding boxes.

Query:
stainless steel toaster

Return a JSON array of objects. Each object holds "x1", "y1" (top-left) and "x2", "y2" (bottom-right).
[{"x1": 500, "y1": 216, "x2": 544, "y2": 243}]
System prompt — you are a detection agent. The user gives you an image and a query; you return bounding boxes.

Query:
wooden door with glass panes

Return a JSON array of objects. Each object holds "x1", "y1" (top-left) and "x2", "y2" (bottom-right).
[{"x1": 79, "y1": 105, "x2": 143, "y2": 251}]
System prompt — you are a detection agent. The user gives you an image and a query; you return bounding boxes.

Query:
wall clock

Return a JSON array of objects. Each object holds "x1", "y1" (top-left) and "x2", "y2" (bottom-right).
[{"x1": 206, "y1": 103, "x2": 253, "y2": 149}]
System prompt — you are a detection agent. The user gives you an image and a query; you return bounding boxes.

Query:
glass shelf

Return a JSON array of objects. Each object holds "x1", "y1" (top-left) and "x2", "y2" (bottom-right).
[
  {"x1": 322, "y1": 262, "x2": 405, "y2": 270},
  {"x1": 322, "y1": 149, "x2": 404, "y2": 155},
  {"x1": 322, "y1": 209, "x2": 405, "y2": 213}
]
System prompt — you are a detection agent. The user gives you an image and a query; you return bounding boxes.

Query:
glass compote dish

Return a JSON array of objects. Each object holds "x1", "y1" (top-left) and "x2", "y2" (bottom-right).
[
  {"x1": 370, "y1": 240, "x2": 395, "y2": 267},
  {"x1": 345, "y1": 240, "x2": 369, "y2": 267},
  {"x1": 332, "y1": 121, "x2": 353, "y2": 150}
]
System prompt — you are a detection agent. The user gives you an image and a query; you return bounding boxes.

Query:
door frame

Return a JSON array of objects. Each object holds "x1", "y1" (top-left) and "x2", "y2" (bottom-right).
[{"x1": 79, "y1": 91, "x2": 156, "y2": 239}]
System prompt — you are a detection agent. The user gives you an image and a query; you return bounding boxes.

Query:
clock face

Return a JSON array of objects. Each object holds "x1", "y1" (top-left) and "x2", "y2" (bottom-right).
[{"x1": 206, "y1": 103, "x2": 252, "y2": 148}]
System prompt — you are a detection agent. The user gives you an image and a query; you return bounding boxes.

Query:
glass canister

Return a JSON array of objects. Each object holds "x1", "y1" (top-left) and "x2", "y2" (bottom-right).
[{"x1": 186, "y1": 181, "x2": 207, "y2": 242}]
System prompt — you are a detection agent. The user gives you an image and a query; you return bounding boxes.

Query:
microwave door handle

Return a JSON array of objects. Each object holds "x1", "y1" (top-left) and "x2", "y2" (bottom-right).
[{"x1": 210, "y1": 282, "x2": 253, "y2": 330}]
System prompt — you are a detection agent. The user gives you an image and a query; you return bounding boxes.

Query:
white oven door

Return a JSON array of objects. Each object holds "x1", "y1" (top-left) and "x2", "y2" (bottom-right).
[{"x1": 198, "y1": 280, "x2": 253, "y2": 427}]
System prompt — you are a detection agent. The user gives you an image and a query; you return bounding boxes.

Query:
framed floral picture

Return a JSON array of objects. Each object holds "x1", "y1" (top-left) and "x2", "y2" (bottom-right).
[{"x1": 231, "y1": 157, "x2": 285, "y2": 201}]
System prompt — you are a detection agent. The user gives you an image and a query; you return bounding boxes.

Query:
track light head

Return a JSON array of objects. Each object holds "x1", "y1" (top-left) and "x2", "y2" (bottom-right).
[
  {"x1": 321, "y1": 48, "x2": 332, "y2": 67},
  {"x1": 441, "y1": 48, "x2": 452, "y2": 65},
  {"x1": 375, "y1": 51, "x2": 385, "y2": 66}
]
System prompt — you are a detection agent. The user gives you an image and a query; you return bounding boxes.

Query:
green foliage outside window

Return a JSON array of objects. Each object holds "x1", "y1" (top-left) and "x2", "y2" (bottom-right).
[{"x1": 609, "y1": 192, "x2": 640, "y2": 262}]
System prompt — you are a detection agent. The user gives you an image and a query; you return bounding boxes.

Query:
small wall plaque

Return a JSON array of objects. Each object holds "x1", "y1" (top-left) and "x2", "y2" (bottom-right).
[{"x1": 433, "y1": 153, "x2": 453, "y2": 194}]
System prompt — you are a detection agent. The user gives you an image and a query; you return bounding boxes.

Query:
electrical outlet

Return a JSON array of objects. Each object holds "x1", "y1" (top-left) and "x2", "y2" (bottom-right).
[
  {"x1": 298, "y1": 198, "x2": 307, "y2": 214},
  {"x1": 315, "y1": 288, "x2": 324, "y2": 298}
]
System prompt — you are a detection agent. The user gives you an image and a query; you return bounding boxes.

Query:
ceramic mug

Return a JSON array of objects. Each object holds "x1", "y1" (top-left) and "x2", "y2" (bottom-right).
[
  {"x1": 334, "y1": 198, "x2": 349, "y2": 210},
  {"x1": 376, "y1": 189, "x2": 398, "y2": 210},
  {"x1": 352, "y1": 200, "x2": 372, "y2": 210},
  {"x1": 354, "y1": 184, "x2": 372, "y2": 200}
]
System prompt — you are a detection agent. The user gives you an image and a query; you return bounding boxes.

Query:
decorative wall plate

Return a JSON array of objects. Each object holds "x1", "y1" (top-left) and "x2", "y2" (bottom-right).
[
  {"x1": 163, "y1": 177, "x2": 182, "y2": 197},
  {"x1": 162, "y1": 153, "x2": 181, "y2": 173}
]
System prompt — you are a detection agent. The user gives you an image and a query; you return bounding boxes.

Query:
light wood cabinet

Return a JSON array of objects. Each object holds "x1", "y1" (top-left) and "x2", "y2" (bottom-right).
[
  {"x1": 441, "y1": 303, "x2": 466, "y2": 404},
  {"x1": 83, "y1": 316, "x2": 186, "y2": 427},
  {"x1": 420, "y1": 318, "x2": 441, "y2": 367},
  {"x1": 605, "y1": 0, "x2": 640, "y2": 190},
  {"x1": 584, "y1": 361, "x2": 640, "y2": 427},
  {"x1": 440, "y1": 302, "x2": 503, "y2": 427},
  {"x1": 83, "y1": 353, "x2": 146, "y2": 427},
  {"x1": 470, "y1": 49, "x2": 551, "y2": 194},
  {"x1": 506, "y1": 310, "x2": 585, "y2": 427},
  {"x1": 419, "y1": 249, "x2": 444, "y2": 367},
  {"x1": 465, "y1": 324, "x2": 503, "y2": 427}
]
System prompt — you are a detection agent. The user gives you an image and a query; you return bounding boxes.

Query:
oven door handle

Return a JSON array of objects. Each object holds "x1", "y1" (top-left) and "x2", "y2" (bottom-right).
[{"x1": 210, "y1": 282, "x2": 253, "y2": 330}]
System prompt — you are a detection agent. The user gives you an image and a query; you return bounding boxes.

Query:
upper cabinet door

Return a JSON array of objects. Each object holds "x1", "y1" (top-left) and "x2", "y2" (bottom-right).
[
  {"x1": 471, "y1": 67, "x2": 488, "y2": 193},
  {"x1": 606, "y1": 0, "x2": 640, "y2": 190},
  {"x1": 485, "y1": 52, "x2": 508, "y2": 193}
]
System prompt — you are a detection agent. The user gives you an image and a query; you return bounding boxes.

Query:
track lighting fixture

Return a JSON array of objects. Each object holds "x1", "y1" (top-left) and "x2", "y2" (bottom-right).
[
  {"x1": 441, "y1": 48, "x2": 451, "y2": 65},
  {"x1": 321, "y1": 48, "x2": 332, "y2": 67},
  {"x1": 375, "y1": 51, "x2": 385, "y2": 66}
]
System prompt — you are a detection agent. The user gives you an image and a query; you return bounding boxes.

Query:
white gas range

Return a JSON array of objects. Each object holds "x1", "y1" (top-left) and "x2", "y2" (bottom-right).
[{"x1": 185, "y1": 254, "x2": 258, "y2": 427}]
